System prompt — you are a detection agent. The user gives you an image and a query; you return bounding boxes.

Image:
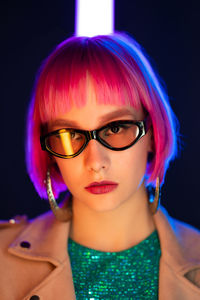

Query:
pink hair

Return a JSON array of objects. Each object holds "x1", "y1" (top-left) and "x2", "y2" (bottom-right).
[{"x1": 26, "y1": 32, "x2": 179, "y2": 199}]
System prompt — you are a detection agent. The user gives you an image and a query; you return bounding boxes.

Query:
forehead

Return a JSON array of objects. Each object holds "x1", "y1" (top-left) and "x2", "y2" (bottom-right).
[{"x1": 48, "y1": 96, "x2": 145, "y2": 131}]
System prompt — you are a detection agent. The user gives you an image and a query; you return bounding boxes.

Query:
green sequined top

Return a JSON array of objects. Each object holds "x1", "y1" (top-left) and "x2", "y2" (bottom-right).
[{"x1": 68, "y1": 230, "x2": 161, "y2": 299}]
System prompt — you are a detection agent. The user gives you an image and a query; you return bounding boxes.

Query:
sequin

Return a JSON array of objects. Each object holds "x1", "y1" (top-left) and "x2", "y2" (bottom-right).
[{"x1": 68, "y1": 230, "x2": 161, "y2": 299}]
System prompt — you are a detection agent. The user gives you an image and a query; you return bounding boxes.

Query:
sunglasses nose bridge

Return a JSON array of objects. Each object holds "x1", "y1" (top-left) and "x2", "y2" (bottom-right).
[{"x1": 87, "y1": 130, "x2": 97, "y2": 141}]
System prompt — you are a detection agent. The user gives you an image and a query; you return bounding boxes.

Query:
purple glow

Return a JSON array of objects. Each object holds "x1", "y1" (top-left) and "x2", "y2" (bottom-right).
[{"x1": 75, "y1": 0, "x2": 114, "y2": 37}]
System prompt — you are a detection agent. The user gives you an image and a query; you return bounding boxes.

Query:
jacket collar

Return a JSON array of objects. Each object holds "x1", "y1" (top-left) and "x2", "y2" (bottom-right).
[{"x1": 8, "y1": 206, "x2": 200, "y2": 274}]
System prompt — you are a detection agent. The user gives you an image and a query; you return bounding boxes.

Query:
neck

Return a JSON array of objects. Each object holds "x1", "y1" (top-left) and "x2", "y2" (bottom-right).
[{"x1": 69, "y1": 184, "x2": 155, "y2": 252}]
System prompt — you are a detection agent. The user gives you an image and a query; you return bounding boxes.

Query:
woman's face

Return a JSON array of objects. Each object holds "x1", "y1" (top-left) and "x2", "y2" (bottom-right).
[{"x1": 48, "y1": 87, "x2": 153, "y2": 213}]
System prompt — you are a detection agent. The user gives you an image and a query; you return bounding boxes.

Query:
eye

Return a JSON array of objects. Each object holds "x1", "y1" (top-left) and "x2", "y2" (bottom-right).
[
  {"x1": 70, "y1": 131, "x2": 76, "y2": 138},
  {"x1": 110, "y1": 125, "x2": 121, "y2": 134},
  {"x1": 70, "y1": 131, "x2": 84, "y2": 140},
  {"x1": 104, "y1": 123, "x2": 129, "y2": 136},
  {"x1": 54, "y1": 130, "x2": 83, "y2": 140}
]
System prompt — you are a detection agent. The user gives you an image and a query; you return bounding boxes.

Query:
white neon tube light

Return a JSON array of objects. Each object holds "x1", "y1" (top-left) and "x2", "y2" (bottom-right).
[{"x1": 75, "y1": 0, "x2": 114, "y2": 37}]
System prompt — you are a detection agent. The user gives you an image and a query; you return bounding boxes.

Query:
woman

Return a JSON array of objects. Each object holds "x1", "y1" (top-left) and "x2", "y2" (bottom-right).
[{"x1": 0, "y1": 33, "x2": 199, "y2": 300}]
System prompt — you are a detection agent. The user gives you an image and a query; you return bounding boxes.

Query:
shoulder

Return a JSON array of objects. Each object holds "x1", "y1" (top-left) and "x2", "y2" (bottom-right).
[
  {"x1": 170, "y1": 216, "x2": 200, "y2": 260},
  {"x1": 0, "y1": 212, "x2": 55, "y2": 264},
  {"x1": 165, "y1": 207, "x2": 200, "y2": 241},
  {"x1": 154, "y1": 206, "x2": 200, "y2": 260},
  {"x1": 0, "y1": 215, "x2": 28, "y2": 228},
  {"x1": 0, "y1": 215, "x2": 29, "y2": 234},
  {"x1": 0, "y1": 215, "x2": 29, "y2": 249},
  {"x1": 156, "y1": 205, "x2": 200, "y2": 239},
  {"x1": 0, "y1": 211, "x2": 54, "y2": 238},
  {"x1": 172, "y1": 216, "x2": 200, "y2": 241},
  {"x1": 0, "y1": 210, "x2": 67, "y2": 252}
]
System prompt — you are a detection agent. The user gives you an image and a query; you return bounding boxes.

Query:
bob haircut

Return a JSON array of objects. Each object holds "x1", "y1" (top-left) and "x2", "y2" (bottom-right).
[{"x1": 26, "y1": 32, "x2": 179, "y2": 199}]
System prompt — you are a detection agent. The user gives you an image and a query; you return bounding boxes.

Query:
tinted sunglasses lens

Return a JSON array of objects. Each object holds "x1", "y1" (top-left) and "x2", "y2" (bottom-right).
[
  {"x1": 99, "y1": 123, "x2": 139, "y2": 148},
  {"x1": 45, "y1": 130, "x2": 86, "y2": 156}
]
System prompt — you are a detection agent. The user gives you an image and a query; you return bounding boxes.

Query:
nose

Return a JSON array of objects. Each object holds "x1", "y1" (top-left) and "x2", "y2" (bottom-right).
[{"x1": 84, "y1": 139, "x2": 110, "y2": 173}]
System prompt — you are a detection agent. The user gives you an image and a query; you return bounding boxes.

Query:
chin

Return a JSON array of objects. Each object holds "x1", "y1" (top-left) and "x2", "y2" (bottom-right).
[{"x1": 83, "y1": 196, "x2": 125, "y2": 213}]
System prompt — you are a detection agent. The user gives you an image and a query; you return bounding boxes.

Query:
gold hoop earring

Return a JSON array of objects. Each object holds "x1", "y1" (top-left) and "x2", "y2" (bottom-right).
[
  {"x1": 148, "y1": 177, "x2": 160, "y2": 215},
  {"x1": 46, "y1": 169, "x2": 72, "y2": 222}
]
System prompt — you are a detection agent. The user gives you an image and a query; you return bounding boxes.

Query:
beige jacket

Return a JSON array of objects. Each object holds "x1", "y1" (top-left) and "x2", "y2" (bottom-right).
[{"x1": 0, "y1": 206, "x2": 200, "y2": 300}]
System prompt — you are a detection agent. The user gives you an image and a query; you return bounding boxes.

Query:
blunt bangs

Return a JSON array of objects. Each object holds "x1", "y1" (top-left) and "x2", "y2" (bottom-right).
[{"x1": 26, "y1": 33, "x2": 179, "y2": 199}]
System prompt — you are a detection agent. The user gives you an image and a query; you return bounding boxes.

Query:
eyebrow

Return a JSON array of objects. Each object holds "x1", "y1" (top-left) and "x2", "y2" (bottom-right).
[{"x1": 50, "y1": 108, "x2": 136, "y2": 129}]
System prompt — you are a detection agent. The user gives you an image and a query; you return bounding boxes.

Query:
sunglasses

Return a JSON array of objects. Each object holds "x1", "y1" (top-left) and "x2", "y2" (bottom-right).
[{"x1": 40, "y1": 116, "x2": 151, "y2": 159}]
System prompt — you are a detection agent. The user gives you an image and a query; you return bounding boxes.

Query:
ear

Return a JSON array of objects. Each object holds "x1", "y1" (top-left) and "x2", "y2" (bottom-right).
[
  {"x1": 47, "y1": 155, "x2": 61, "y2": 174},
  {"x1": 147, "y1": 127, "x2": 154, "y2": 153},
  {"x1": 49, "y1": 154, "x2": 56, "y2": 164},
  {"x1": 146, "y1": 128, "x2": 155, "y2": 164}
]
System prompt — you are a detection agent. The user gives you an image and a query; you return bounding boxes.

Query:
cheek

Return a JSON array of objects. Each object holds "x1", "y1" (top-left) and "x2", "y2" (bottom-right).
[
  {"x1": 55, "y1": 158, "x2": 81, "y2": 189},
  {"x1": 116, "y1": 142, "x2": 149, "y2": 181}
]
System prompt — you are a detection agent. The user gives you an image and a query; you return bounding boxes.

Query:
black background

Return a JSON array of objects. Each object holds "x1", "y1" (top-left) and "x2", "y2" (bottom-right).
[{"x1": 1, "y1": 0, "x2": 200, "y2": 229}]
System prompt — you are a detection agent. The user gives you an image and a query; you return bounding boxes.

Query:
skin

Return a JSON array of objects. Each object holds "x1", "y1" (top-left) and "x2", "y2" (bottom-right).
[{"x1": 48, "y1": 85, "x2": 155, "y2": 252}]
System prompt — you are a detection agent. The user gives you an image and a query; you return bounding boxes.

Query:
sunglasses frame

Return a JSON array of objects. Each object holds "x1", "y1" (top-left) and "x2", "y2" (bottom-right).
[{"x1": 40, "y1": 116, "x2": 151, "y2": 159}]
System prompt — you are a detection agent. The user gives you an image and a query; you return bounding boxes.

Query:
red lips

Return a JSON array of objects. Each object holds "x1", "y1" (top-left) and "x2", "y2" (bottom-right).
[
  {"x1": 86, "y1": 181, "x2": 117, "y2": 187},
  {"x1": 85, "y1": 181, "x2": 118, "y2": 194}
]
